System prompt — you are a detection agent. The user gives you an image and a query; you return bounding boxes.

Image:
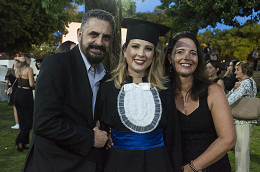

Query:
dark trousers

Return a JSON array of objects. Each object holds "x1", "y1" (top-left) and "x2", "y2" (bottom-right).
[
  {"x1": 254, "y1": 59, "x2": 258, "y2": 71},
  {"x1": 14, "y1": 88, "x2": 34, "y2": 144}
]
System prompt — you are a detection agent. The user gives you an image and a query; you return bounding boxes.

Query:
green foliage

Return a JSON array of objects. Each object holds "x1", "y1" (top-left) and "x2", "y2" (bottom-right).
[
  {"x1": 73, "y1": 11, "x2": 84, "y2": 23},
  {"x1": 128, "y1": 8, "x2": 172, "y2": 46},
  {"x1": 30, "y1": 43, "x2": 57, "y2": 59},
  {"x1": 159, "y1": 0, "x2": 260, "y2": 34},
  {"x1": 0, "y1": 0, "x2": 34, "y2": 54},
  {"x1": 41, "y1": 0, "x2": 75, "y2": 14},
  {"x1": 227, "y1": 125, "x2": 260, "y2": 172},
  {"x1": 0, "y1": 0, "x2": 76, "y2": 55},
  {"x1": 197, "y1": 30, "x2": 215, "y2": 46},
  {"x1": 257, "y1": 86, "x2": 260, "y2": 98},
  {"x1": 0, "y1": 102, "x2": 29, "y2": 172},
  {"x1": 197, "y1": 24, "x2": 260, "y2": 62},
  {"x1": 122, "y1": 0, "x2": 137, "y2": 18},
  {"x1": 74, "y1": 0, "x2": 84, "y2": 5},
  {"x1": 122, "y1": 0, "x2": 148, "y2": 18}
]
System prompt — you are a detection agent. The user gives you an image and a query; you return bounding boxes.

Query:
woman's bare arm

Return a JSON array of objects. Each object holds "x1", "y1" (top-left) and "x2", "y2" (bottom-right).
[{"x1": 184, "y1": 84, "x2": 236, "y2": 171}]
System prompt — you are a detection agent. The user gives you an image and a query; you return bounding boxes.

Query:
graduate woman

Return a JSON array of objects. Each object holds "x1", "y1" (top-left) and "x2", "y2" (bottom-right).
[{"x1": 96, "y1": 18, "x2": 182, "y2": 172}]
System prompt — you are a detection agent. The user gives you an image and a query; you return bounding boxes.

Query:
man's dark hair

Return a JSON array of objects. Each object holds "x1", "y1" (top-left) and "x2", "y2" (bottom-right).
[
  {"x1": 81, "y1": 9, "x2": 115, "y2": 33},
  {"x1": 57, "y1": 41, "x2": 76, "y2": 53}
]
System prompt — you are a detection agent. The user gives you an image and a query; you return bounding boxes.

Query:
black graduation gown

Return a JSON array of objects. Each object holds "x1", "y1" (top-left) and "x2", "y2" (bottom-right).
[{"x1": 96, "y1": 77, "x2": 182, "y2": 172}]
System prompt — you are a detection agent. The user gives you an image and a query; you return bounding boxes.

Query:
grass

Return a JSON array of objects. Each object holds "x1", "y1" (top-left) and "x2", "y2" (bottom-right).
[
  {"x1": 227, "y1": 125, "x2": 260, "y2": 172},
  {"x1": 0, "y1": 102, "x2": 28, "y2": 172},
  {"x1": 0, "y1": 101, "x2": 260, "y2": 171}
]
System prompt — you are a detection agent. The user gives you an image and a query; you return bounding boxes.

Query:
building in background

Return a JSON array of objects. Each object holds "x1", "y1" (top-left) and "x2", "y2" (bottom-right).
[{"x1": 62, "y1": 22, "x2": 127, "y2": 45}]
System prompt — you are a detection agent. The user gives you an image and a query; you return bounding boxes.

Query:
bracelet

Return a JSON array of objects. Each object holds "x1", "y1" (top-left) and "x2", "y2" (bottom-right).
[{"x1": 189, "y1": 160, "x2": 200, "y2": 172}]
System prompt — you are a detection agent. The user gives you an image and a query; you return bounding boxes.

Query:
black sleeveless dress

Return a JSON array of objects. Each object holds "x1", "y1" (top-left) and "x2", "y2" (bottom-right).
[
  {"x1": 5, "y1": 69, "x2": 18, "y2": 105},
  {"x1": 177, "y1": 96, "x2": 231, "y2": 172},
  {"x1": 212, "y1": 77, "x2": 220, "y2": 83}
]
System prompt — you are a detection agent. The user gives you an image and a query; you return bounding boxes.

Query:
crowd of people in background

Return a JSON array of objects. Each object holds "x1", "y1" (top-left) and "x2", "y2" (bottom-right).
[
  {"x1": 203, "y1": 44, "x2": 219, "y2": 62},
  {"x1": 226, "y1": 60, "x2": 257, "y2": 172},
  {"x1": 2, "y1": 8, "x2": 259, "y2": 172}
]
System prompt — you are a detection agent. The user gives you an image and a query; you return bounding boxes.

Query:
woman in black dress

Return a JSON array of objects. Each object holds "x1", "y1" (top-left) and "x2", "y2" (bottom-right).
[
  {"x1": 205, "y1": 60, "x2": 225, "y2": 90},
  {"x1": 4, "y1": 65, "x2": 19, "y2": 129},
  {"x1": 222, "y1": 59, "x2": 239, "y2": 91},
  {"x1": 14, "y1": 53, "x2": 35, "y2": 151},
  {"x1": 96, "y1": 18, "x2": 182, "y2": 172},
  {"x1": 164, "y1": 33, "x2": 236, "y2": 172}
]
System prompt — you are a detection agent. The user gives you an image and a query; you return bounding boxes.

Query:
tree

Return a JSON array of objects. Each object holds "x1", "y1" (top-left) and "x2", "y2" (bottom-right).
[
  {"x1": 122, "y1": 0, "x2": 137, "y2": 18},
  {"x1": 197, "y1": 30, "x2": 215, "y2": 46},
  {"x1": 159, "y1": 0, "x2": 260, "y2": 34},
  {"x1": 197, "y1": 24, "x2": 260, "y2": 62},
  {"x1": 38, "y1": 0, "x2": 128, "y2": 71},
  {"x1": 130, "y1": 7, "x2": 172, "y2": 46},
  {"x1": 30, "y1": 43, "x2": 57, "y2": 59},
  {"x1": 0, "y1": 0, "x2": 76, "y2": 56}
]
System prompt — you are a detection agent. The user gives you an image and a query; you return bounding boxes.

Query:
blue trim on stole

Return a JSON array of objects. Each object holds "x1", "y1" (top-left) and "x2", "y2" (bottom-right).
[{"x1": 111, "y1": 129, "x2": 164, "y2": 150}]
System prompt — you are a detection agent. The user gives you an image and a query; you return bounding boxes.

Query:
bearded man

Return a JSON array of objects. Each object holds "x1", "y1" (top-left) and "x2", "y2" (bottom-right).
[{"x1": 23, "y1": 9, "x2": 114, "y2": 172}]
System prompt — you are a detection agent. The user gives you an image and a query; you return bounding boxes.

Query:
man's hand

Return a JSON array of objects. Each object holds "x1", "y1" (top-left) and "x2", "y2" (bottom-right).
[{"x1": 93, "y1": 121, "x2": 108, "y2": 148}]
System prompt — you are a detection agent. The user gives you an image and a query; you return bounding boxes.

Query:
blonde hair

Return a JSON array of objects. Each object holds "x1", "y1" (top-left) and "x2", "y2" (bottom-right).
[
  {"x1": 110, "y1": 44, "x2": 168, "y2": 90},
  {"x1": 15, "y1": 54, "x2": 30, "y2": 77}
]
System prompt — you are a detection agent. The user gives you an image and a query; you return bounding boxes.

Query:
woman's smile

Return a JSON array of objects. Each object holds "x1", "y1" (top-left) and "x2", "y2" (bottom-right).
[{"x1": 134, "y1": 59, "x2": 145, "y2": 65}]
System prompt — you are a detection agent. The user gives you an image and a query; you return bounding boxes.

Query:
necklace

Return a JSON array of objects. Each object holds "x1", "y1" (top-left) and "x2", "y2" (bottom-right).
[
  {"x1": 180, "y1": 93, "x2": 189, "y2": 103},
  {"x1": 181, "y1": 93, "x2": 186, "y2": 100}
]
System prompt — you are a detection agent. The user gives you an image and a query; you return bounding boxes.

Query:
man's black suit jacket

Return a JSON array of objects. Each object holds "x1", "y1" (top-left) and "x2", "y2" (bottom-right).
[{"x1": 23, "y1": 46, "x2": 106, "y2": 172}]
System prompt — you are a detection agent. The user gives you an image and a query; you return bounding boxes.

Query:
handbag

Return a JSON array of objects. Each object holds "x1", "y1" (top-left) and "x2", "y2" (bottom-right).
[
  {"x1": 7, "y1": 78, "x2": 17, "y2": 95},
  {"x1": 231, "y1": 80, "x2": 260, "y2": 120}
]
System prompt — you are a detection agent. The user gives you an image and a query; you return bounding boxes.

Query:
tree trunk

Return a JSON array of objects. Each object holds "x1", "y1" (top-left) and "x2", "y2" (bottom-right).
[{"x1": 85, "y1": 0, "x2": 122, "y2": 72}]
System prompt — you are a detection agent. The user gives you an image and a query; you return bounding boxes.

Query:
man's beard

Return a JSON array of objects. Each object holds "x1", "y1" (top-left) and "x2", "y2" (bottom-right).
[{"x1": 80, "y1": 39, "x2": 108, "y2": 65}]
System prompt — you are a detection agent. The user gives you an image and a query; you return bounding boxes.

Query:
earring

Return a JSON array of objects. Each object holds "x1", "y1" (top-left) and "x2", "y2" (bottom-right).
[{"x1": 170, "y1": 64, "x2": 173, "y2": 73}]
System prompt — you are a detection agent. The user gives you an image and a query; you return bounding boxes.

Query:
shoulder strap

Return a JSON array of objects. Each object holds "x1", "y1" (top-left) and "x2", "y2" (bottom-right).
[
  {"x1": 246, "y1": 78, "x2": 254, "y2": 98},
  {"x1": 10, "y1": 78, "x2": 17, "y2": 89}
]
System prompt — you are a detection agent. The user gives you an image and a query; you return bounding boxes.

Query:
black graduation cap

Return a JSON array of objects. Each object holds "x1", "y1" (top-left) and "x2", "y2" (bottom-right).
[{"x1": 121, "y1": 18, "x2": 171, "y2": 46}]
